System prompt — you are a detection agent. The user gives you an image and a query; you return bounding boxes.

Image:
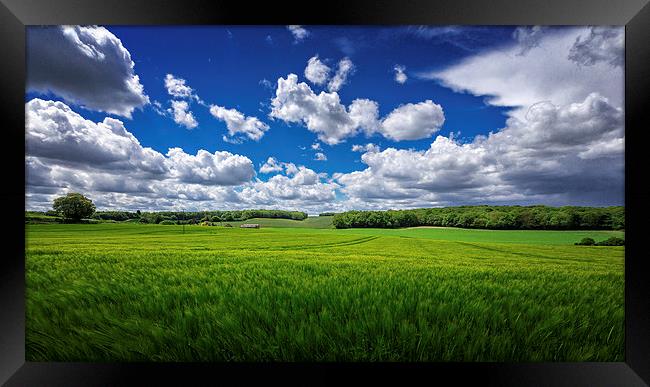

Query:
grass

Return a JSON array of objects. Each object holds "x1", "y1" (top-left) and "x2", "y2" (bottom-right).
[
  {"x1": 338, "y1": 227, "x2": 624, "y2": 245},
  {"x1": 218, "y1": 216, "x2": 334, "y2": 229},
  {"x1": 25, "y1": 212, "x2": 61, "y2": 224},
  {"x1": 26, "y1": 223, "x2": 624, "y2": 362}
]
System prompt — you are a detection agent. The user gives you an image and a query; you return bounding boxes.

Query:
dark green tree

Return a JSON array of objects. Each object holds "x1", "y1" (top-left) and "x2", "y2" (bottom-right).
[
  {"x1": 595, "y1": 237, "x2": 625, "y2": 246},
  {"x1": 52, "y1": 193, "x2": 96, "y2": 222},
  {"x1": 575, "y1": 237, "x2": 595, "y2": 246}
]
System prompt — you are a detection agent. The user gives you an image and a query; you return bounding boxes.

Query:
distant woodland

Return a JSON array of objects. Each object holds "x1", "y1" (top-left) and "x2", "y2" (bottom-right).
[{"x1": 332, "y1": 206, "x2": 624, "y2": 230}]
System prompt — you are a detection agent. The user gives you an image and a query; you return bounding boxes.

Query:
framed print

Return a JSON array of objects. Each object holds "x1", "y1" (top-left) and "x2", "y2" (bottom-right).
[{"x1": 1, "y1": 0, "x2": 649, "y2": 385}]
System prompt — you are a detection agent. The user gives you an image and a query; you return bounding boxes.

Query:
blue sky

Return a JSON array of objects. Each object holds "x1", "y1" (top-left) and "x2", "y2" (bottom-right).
[{"x1": 25, "y1": 25, "x2": 625, "y2": 213}]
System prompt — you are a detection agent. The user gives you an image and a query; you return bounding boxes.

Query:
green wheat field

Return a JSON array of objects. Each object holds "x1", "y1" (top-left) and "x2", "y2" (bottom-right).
[{"x1": 25, "y1": 220, "x2": 625, "y2": 361}]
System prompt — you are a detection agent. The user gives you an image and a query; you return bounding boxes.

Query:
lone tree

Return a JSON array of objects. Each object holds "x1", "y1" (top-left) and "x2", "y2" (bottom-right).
[{"x1": 52, "y1": 193, "x2": 96, "y2": 222}]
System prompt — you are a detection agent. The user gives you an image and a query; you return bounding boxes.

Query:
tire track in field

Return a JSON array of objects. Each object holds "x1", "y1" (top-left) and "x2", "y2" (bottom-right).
[
  {"x1": 148, "y1": 236, "x2": 381, "y2": 253},
  {"x1": 453, "y1": 241, "x2": 591, "y2": 263},
  {"x1": 270, "y1": 235, "x2": 380, "y2": 250}
]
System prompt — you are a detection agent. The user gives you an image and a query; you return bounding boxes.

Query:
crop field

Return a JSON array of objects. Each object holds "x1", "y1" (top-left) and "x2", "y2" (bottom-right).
[
  {"x1": 25, "y1": 223, "x2": 624, "y2": 362},
  {"x1": 220, "y1": 216, "x2": 334, "y2": 229}
]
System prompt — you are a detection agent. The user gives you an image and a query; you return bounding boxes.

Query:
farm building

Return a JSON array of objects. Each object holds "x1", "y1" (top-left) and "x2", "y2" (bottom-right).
[{"x1": 240, "y1": 224, "x2": 260, "y2": 228}]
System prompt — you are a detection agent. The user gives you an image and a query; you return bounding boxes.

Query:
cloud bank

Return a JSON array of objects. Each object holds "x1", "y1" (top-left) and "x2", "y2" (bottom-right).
[
  {"x1": 25, "y1": 26, "x2": 624, "y2": 213},
  {"x1": 27, "y1": 26, "x2": 149, "y2": 118},
  {"x1": 270, "y1": 74, "x2": 445, "y2": 144}
]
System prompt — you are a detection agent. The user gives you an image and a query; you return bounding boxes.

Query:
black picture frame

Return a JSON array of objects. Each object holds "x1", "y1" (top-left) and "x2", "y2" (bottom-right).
[{"x1": 1, "y1": 0, "x2": 649, "y2": 385}]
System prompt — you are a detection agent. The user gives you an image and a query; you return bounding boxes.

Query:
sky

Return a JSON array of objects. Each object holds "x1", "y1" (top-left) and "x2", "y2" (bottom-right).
[{"x1": 25, "y1": 25, "x2": 625, "y2": 214}]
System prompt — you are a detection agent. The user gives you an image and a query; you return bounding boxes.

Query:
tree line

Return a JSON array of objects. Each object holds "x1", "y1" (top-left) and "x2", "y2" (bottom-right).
[
  {"x1": 575, "y1": 237, "x2": 625, "y2": 246},
  {"x1": 31, "y1": 193, "x2": 626, "y2": 231},
  {"x1": 35, "y1": 193, "x2": 309, "y2": 224},
  {"x1": 332, "y1": 206, "x2": 624, "y2": 230},
  {"x1": 135, "y1": 209, "x2": 308, "y2": 224},
  {"x1": 38, "y1": 208, "x2": 308, "y2": 224}
]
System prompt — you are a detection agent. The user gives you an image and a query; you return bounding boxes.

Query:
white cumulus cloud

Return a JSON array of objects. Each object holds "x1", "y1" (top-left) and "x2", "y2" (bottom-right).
[
  {"x1": 259, "y1": 157, "x2": 284, "y2": 174},
  {"x1": 352, "y1": 143, "x2": 380, "y2": 153},
  {"x1": 26, "y1": 98, "x2": 167, "y2": 175},
  {"x1": 165, "y1": 147, "x2": 255, "y2": 186},
  {"x1": 304, "y1": 55, "x2": 331, "y2": 86},
  {"x1": 165, "y1": 74, "x2": 194, "y2": 98},
  {"x1": 568, "y1": 26, "x2": 624, "y2": 67},
  {"x1": 210, "y1": 105, "x2": 270, "y2": 142},
  {"x1": 380, "y1": 100, "x2": 445, "y2": 141},
  {"x1": 513, "y1": 26, "x2": 545, "y2": 55},
  {"x1": 348, "y1": 99, "x2": 381, "y2": 135},
  {"x1": 270, "y1": 74, "x2": 445, "y2": 144},
  {"x1": 170, "y1": 100, "x2": 198, "y2": 129},
  {"x1": 287, "y1": 25, "x2": 310, "y2": 43},
  {"x1": 270, "y1": 74, "x2": 359, "y2": 145},
  {"x1": 394, "y1": 65, "x2": 408, "y2": 84},
  {"x1": 238, "y1": 165, "x2": 338, "y2": 208},
  {"x1": 327, "y1": 57, "x2": 355, "y2": 92},
  {"x1": 26, "y1": 99, "x2": 259, "y2": 211},
  {"x1": 27, "y1": 25, "x2": 149, "y2": 118},
  {"x1": 314, "y1": 152, "x2": 327, "y2": 161},
  {"x1": 335, "y1": 92, "x2": 624, "y2": 207}
]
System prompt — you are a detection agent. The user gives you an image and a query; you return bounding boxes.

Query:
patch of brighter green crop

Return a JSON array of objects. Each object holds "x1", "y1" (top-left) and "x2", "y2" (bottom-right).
[{"x1": 25, "y1": 223, "x2": 624, "y2": 362}]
